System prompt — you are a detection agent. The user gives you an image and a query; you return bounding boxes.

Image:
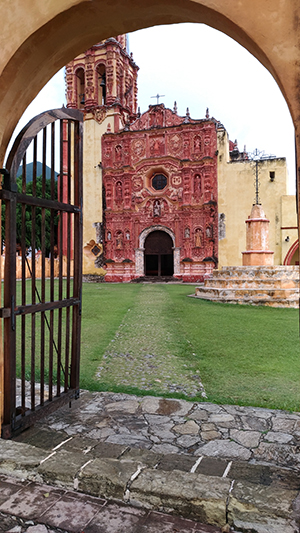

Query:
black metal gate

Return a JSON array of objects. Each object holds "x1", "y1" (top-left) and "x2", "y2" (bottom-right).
[{"x1": 0, "y1": 108, "x2": 83, "y2": 438}]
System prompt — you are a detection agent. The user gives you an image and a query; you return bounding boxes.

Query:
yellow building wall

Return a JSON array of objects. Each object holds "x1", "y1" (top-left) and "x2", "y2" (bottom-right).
[
  {"x1": 82, "y1": 113, "x2": 115, "y2": 274},
  {"x1": 217, "y1": 127, "x2": 289, "y2": 267}
]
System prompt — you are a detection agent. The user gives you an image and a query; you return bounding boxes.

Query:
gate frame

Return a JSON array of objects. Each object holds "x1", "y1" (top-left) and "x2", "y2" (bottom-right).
[{"x1": 0, "y1": 107, "x2": 83, "y2": 438}]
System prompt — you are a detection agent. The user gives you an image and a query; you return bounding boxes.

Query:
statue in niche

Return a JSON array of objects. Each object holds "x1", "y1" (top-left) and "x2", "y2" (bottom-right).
[
  {"x1": 185, "y1": 227, "x2": 190, "y2": 239},
  {"x1": 115, "y1": 144, "x2": 122, "y2": 161},
  {"x1": 194, "y1": 174, "x2": 201, "y2": 195},
  {"x1": 153, "y1": 200, "x2": 161, "y2": 217},
  {"x1": 206, "y1": 225, "x2": 213, "y2": 239},
  {"x1": 194, "y1": 135, "x2": 201, "y2": 152},
  {"x1": 204, "y1": 137, "x2": 210, "y2": 156},
  {"x1": 107, "y1": 231, "x2": 111, "y2": 241},
  {"x1": 125, "y1": 230, "x2": 130, "y2": 240},
  {"x1": 116, "y1": 232, "x2": 123, "y2": 249},
  {"x1": 195, "y1": 228, "x2": 202, "y2": 247},
  {"x1": 115, "y1": 181, "x2": 123, "y2": 199}
]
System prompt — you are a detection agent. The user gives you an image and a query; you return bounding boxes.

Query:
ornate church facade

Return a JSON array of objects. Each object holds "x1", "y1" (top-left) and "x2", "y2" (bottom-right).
[
  {"x1": 65, "y1": 34, "x2": 295, "y2": 282},
  {"x1": 102, "y1": 105, "x2": 218, "y2": 282}
]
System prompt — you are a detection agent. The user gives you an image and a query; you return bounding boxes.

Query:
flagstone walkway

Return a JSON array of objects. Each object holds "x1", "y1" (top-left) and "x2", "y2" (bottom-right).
[
  {"x1": 0, "y1": 391, "x2": 299, "y2": 532},
  {"x1": 95, "y1": 285, "x2": 207, "y2": 398}
]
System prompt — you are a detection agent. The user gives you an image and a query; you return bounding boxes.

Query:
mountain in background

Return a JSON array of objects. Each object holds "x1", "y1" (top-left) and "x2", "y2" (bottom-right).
[{"x1": 16, "y1": 161, "x2": 59, "y2": 182}]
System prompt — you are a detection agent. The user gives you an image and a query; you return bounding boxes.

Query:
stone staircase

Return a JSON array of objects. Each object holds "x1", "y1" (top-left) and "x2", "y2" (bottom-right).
[{"x1": 195, "y1": 266, "x2": 300, "y2": 307}]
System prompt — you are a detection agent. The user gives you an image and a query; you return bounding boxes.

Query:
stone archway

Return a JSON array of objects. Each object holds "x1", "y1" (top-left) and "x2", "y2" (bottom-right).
[
  {"x1": 1, "y1": 0, "x2": 300, "y2": 176},
  {"x1": 135, "y1": 225, "x2": 180, "y2": 277},
  {"x1": 284, "y1": 239, "x2": 299, "y2": 265}
]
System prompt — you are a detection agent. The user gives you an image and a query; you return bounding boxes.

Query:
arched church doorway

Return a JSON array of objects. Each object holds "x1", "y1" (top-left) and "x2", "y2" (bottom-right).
[{"x1": 144, "y1": 230, "x2": 174, "y2": 276}]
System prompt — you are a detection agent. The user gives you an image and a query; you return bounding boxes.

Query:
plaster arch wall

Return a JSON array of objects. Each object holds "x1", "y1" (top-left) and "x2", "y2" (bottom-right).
[
  {"x1": 1, "y1": 0, "x2": 300, "y2": 180},
  {"x1": 136, "y1": 225, "x2": 180, "y2": 277}
]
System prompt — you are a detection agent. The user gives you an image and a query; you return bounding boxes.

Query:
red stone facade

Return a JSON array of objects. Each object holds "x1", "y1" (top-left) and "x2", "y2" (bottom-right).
[{"x1": 102, "y1": 104, "x2": 218, "y2": 282}]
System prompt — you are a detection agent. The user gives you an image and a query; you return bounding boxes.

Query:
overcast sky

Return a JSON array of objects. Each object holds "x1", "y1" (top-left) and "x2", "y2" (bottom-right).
[{"x1": 6, "y1": 23, "x2": 296, "y2": 193}]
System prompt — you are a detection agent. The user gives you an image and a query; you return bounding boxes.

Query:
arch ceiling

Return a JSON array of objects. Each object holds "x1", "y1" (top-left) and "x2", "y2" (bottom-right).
[{"x1": 0, "y1": 0, "x2": 300, "y2": 169}]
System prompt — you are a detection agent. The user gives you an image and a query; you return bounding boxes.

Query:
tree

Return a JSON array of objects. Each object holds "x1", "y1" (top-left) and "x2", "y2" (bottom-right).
[{"x1": 2, "y1": 175, "x2": 59, "y2": 256}]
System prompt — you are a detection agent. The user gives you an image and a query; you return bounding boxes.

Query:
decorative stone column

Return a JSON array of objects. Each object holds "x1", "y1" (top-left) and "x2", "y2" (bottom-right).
[
  {"x1": 173, "y1": 247, "x2": 181, "y2": 276},
  {"x1": 135, "y1": 248, "x2": 144, "y2": 276},
  {"x1": 242, "y1": 204, "x2": 274, "y2": 266}
]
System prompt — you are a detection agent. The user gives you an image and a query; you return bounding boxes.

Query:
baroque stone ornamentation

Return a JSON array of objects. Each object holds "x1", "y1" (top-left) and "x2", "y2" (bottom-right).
[{"x1": 102, "y1": 103, "x2": 218, "y2": 282}]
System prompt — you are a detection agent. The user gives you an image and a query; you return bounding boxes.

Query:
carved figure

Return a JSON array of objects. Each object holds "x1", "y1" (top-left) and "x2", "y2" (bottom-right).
[
  {"x1": 195, "y1": 228, "x2": 202, "y2": 247},
  {"x1": 185, "y1": 227, "x2": 190, "y2": 239},
  {"x1": 204, "y1": 137, "x2": 210, "y2": 156},
  {"x1": 125, "y1": 230, "x2": 130, "y2": 240},
  {"x1": 116, "y1": 181, "x2": 123, "y2": 199},
  {"x1": 194, "y1": 135, "x2": 201, "y2": 152},
  {"x1": 153, "y1": 200, "x2": 161, "y2": 217},
  {"x1": 107, "y1": 231, "x2": 111, "y2": 241},
  {"x1": 194, "y1": 174, "x2": 202, "y2": 195},
  {"x1": 115, "y1": 144, "x2": 122, "y2": 161},
  {"x1": 116, "y1": 232, "x2": 123, "y2": 249},
  {"x1": 206, "y1": 225, "x2": 212, "y2": 239}
]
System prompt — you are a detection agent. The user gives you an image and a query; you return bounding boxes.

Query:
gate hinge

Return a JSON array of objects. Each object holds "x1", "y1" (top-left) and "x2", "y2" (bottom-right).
[{"x1": 0, "y1": 307, "x2": 11, "y2": 318}]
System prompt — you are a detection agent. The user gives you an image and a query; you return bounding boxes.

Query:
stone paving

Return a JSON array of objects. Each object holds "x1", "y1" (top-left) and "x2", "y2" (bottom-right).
[
  {"x1": 0, "y1": 391, "x2": 299, "y2": 532},
  {"x1": 0, "y1": 476, "x2": 221, "y2": 533}
]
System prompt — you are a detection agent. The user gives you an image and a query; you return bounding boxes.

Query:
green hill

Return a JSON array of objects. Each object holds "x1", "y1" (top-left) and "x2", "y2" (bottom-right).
[{"x1": 16, "y1": 161, "x2": 59, "y2": 182}]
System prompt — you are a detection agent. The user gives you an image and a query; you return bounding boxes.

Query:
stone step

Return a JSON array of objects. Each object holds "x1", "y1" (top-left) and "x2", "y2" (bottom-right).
[
  {"x1": 212, "y1": 266, "x2": 299, "y2": 280},
  {"x1": 203, "y1": 278, "x2": 299, "y2": 289},
  {"x1": 194, "y1": 266, "x2": 300, "y2": 306},
  {"x1": 195, "y1": 286, "x2": 299, "y2": 300},
  {"x1": 194, "y1": 293, "x2": 299, "y2": 308},
  {"x1": 0, "y1": 434, "x2": 298, "y2": 532}
]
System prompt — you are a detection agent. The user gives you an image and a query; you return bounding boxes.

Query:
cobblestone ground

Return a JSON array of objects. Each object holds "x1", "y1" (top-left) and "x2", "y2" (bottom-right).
[{"x1": 96, "y1": 284, "x2": 206, "y2": 398}]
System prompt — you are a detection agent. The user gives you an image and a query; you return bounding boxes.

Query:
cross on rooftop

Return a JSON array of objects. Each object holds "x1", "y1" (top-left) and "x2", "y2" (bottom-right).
[{"x1": 151, "y1": 93, "x2": 165, "y2": 104}]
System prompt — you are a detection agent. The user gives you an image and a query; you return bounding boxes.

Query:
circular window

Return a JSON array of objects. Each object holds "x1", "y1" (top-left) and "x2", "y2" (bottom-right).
[{"x1": 152, "y1": 174, "x2": 167, "y2": 191}]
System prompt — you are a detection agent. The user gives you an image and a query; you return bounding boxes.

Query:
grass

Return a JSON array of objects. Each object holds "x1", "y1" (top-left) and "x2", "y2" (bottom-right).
[
  {"x1": 79, "y1": 283, "x2": 300, "y2": 412},
  {"x1": 13, "y1": 281, "x2": 300, "y2": 411}
]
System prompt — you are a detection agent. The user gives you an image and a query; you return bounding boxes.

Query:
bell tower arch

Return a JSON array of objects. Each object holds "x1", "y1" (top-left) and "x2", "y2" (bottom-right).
[{"x1": 65, "y1": 34, "x2": 139, "y2": 126}]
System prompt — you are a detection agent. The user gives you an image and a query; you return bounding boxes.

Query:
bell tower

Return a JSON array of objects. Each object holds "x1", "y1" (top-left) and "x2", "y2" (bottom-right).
[
  {"x1": 65, "y1": 36, "x2": 139, "y2": 276},
  {"x1": 65, "y1": 34, "x2": 139, "y2": 131}
]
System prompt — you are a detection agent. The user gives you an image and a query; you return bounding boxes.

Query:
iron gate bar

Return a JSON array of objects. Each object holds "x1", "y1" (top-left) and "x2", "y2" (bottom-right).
[
  {"x1": 21, "y1": 153, "x2": 26, "y2": 414},
  {"x1": 65, "y1": 120, "x2": 72, "y2": 391},
  {"x1": 14, "y1": 298, "x2": 80, "y2": 315},
  {"x1": 1, "y1": 107, "x2": 83, "y2": 438},
  {"x1": 57, "y1": 119, "x2": 64, "y2": 397},
  {"x1": 0, "y1": 189, "x2": 81, "y2": 212},
  {"x1": 70, "y1": 118, "x2": 83, "y2": 392},
  {"x1": 31, "y1": 135, "x2": 37, "y2": 410},
  {"x1": 41, "y1": 126, "x2": 47, "y2": 406}
]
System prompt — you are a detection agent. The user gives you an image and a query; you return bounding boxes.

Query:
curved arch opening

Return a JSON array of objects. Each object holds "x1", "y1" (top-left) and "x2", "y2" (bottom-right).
[
  {"x1": 0, "y1": 1, "x2": 298, "y2": 164},
  {"x1": 6, "y1": 22, "x2": 295, "y2": 192},
  {"x1": 144, "y1": 230, "x2": 174, "y2": 277}
]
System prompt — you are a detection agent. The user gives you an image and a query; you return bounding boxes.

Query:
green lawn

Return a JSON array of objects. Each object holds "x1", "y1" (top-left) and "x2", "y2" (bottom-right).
[
  {"x1": 80, "y1": 283, "x2": 300, "y2": 412},
  {"x1": 12, "y1": 281, "x2": 300, "y2": 411}
]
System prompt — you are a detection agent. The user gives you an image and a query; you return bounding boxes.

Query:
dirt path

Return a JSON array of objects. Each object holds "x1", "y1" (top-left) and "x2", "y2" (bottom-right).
[{"x1": 96, "y1": 284, "x2": 206, "y2": 398}]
